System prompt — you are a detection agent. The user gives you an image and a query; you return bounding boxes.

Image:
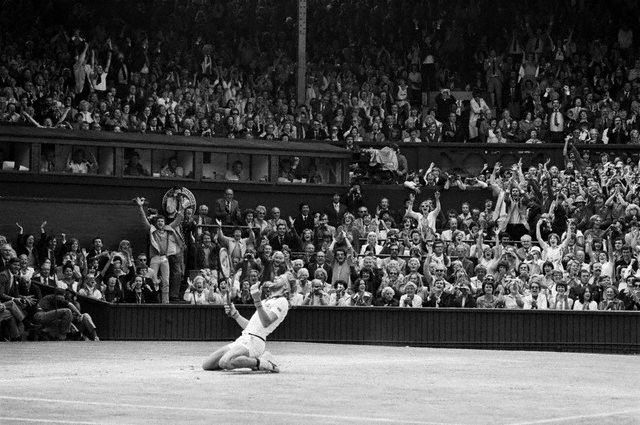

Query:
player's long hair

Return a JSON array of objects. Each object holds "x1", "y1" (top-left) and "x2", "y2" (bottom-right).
[{"x1": 272, "y1": 275, "x2": 292, "y2": 305}]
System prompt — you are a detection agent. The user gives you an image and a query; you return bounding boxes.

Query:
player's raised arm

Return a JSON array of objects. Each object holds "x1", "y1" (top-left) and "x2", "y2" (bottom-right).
[
  {"x1": 225, "y1": 303, "x2": 249, "y2": 329},
  {"x1": 251, "y1": 283, "x2": 278, "y2": 327}
]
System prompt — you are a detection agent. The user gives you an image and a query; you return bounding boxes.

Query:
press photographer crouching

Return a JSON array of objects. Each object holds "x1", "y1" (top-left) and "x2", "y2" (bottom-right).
[{"x1": 34, "y1": 288, "x2": 99, "y2": 341}]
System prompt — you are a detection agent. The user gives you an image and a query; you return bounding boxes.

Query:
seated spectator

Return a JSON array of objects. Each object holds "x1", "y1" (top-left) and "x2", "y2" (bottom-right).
[
  {"x1": 104, "y1": 275, "x2": 125, "y2": 303},
  {"x1": 330, "y1": 280, "x2": 352, "y2": 306},
  {"x1": 65, "y1": 149, "x2": 97, "y2": 174},
  {"x1": 124, "y1": 151, "x2": 150, "y2": 176},
  {"x1": 224, "y1": 160, "x2": 246, "y2": 181},
  {"x1": 160, "y1": 157, "x2": 184, "y2": 178},
  {"x1": 598, "y1": 286, "x2": 625, "y2": 310},
  {"x1": 476, "y1": 281, "x2": 502, "y2": 309},
  {"x1": 77, "y1": 274, "x2": 104, "y2": 300},
  {"x1": 351, "y1": 278, "x2": 373, "y2": 306},
  {"x1": 522, "y1": 280, "x2": 549, "y2": 310},
  {"x1": 303, "y1": 279, "x2": 330, "y2": 306},
  {"x1": 56, "y1": 262, "x2": 79, "y2": 292},
  {"x1": 183, "y1": 276, "x2": 210, "y2": 305},
  {"x1": 398, "y1": 282, "x2": 422, "y2": 308},
  {"x1": 374, "y1": 286, "x2": 399, "y2": 306}
]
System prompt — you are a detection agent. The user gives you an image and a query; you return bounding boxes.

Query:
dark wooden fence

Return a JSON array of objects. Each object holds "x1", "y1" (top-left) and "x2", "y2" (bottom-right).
[{"x1": 77, "y1": 298, "x2": 640, "y2": 354}]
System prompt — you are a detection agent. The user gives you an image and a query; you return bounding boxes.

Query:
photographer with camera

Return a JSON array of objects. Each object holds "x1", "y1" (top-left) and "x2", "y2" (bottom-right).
[{"x1": 303, "y1": 279, "x2": 330, "y2": 306}]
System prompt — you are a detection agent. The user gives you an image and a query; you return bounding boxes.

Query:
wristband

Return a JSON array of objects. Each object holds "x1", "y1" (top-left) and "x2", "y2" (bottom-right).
[
  {"x1": 254, "y1": 301, "x2": 262, "y2": 308},
  {"x1": 232, "y1": 311, "x2": 239, "y2": 319}
]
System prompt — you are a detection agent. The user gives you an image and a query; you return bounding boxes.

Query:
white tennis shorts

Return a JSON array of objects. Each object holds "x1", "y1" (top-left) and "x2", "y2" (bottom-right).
[{"x1": 230, "y1": 334, "x2": 266, "y2": 357}]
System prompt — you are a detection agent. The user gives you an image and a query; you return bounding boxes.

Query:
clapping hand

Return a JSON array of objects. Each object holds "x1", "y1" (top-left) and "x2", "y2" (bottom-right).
[
  {"x1": 215, "y1": 218, "x2": 222, "y2": 227},
  {"x1": 22, "y1": 295, "x2": 36, "y2": 306},
  {"x1": 15, "y1": 223, "x2": 23, "y2": 233},
  {"x1": 224, "y1": 302, "x2": 238, "y2": 318}
]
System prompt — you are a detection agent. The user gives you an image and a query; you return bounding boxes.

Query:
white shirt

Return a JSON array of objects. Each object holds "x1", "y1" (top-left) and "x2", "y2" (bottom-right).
[
  {"x1": 289, "y1": 293, "x2": 304, "y2": 306},
  {"x1": 183, "y1": 288, "x2": 210, "y2": 305},
  {"x1": 573, "y1": 300, "x2": 598, "y2": 311},
  {"x1": 243, "y1": 296, "x2": 289, "y2": 340},
  {"x1": 522, "y1": 293, "x2": 548, "y2": 309},
  {"x1": 549, "y1": 111, "x2": 564, "y2": 132},
  {"x1": 405, "y1": 209, "x2": 438, "y2": 234},
  {"x1": 399, "y1": 294, "x2": 423, "y2": 308}
]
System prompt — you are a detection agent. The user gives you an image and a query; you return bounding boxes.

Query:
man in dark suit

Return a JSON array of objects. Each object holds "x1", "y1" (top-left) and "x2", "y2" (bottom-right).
[
  {"x1": 325, "y1": 193, "x2": 348, "y2": 227},
  {"x1": 448, "y1": 283, "x2": 477, "y2": 308},
  {"x1": 308, "y1": 120, "x2": 328, "y2": 140},
  {"x1": 0, "y1": 243, "x2": 14, "y2": 272},
  {"x1": 214, "y1": 188, "x2": 242, "y2": 226},
  {"x1": 269, "y1": 222, "x2": 298, "y2": 252},
  {"x1": 0, "y1": 257, "x2": 28, "y2": 339},
  {"x1": 292, "y1": 203, "x2": 315, "y2": 235},
  {"x1": 194, "y1": 204, "x2": 213, "y2": 232},
  {"x1": 502, "y1": 78, "x2": 521, "y2": 119},
  {"x1": 0, "y1": 258, "x2": 21, "y2": 302},
  {"x1": 36, "y1": 223, "x2": 61, "y2": 269},
  {"x1": 194, "y1": 232, "x2": 219, "y2": 270},
  {"x1": 442, "y1": 112, "x2": 465, "y2": 143},
  {"x1": 30, "y1": 262, "x2": 58, "y2": 287},
  {"x1": 306, "y1": 251, "x2": 332, "y2": 283},
  {"x1": 86, "y1": 236, "x2": 110, "y2": 270}
]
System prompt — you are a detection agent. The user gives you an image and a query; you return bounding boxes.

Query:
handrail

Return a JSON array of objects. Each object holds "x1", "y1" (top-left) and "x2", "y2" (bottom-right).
[{"x1": 0, "y1": 124, "x2": 349, "y2": 156}]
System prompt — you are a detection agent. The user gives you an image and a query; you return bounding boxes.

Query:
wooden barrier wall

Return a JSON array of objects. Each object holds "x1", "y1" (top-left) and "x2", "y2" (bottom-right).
[{"x1": 78, "y1": 299, "x2": 640, "y2": 354}]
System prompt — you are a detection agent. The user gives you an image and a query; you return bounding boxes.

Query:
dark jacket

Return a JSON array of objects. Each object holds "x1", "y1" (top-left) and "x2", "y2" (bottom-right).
[{"x1": 373, "y1": 297, "x2": 400, "y2": 307}]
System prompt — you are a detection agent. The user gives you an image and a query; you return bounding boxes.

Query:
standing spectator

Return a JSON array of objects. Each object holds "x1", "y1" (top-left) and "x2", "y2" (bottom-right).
[
  {"x1": 135, "y1": 197, "x2": 183, "y2": 304},
  {"x1": 469, "y1": 90, "x2": 490, "y2": 142},
  {"x1": 216, "y1": 219, "x2": 256, "y2": 265},
  {"x1": 214, "y1": 188, "x2": 242, "y2": 226},
  {"x1": 325, "y1": 193, "x2": 348, "y2": 227}
]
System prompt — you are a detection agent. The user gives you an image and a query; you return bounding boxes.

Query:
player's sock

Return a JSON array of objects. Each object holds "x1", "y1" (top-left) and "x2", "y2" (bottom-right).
[{"x1": 257, "y1": 351, "x2": 279, "y2": 373}]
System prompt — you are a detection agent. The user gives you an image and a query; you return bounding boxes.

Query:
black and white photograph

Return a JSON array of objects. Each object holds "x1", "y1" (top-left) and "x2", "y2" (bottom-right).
[{"x1": 1, "y1": 0, "x2": 640, "y2": 423}]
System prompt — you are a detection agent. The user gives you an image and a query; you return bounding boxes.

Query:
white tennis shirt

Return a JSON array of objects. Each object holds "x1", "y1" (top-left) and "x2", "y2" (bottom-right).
[{"x1": 242, "y1": 296, "x2": 289, "y2": 340}]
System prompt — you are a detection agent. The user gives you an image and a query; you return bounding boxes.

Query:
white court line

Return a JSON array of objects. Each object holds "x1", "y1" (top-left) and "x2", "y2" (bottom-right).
[
  {"x1": 0, "y1": 417, "x2": 98, "y2": 425},
  {"x1": 0, "y1": 395, "x2": 459, "y2": 425},
  {"x1": 508, "y1": 407, "x2": 640, "y2": 425},
  {"x1": 0, "y1": 376, "x2": 75, "y2": 384}
]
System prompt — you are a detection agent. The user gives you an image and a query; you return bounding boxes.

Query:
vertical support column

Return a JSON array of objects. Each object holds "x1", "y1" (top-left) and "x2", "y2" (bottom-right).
[
  {"x1": 269, "y1": 154, "x2": 279, "y2": 183},
  {"x1": 31, "y1": 142, "x2": 41, "y2": 174},
  {"x1": 296, "y1": 0, "x2": 307, "y2": 107},
  {"x1": 114, "y1": 147, "x2": 124, "y2": 178},
  {"x1": 194, "y1": 151, "x2": 203, "y2": 181}
]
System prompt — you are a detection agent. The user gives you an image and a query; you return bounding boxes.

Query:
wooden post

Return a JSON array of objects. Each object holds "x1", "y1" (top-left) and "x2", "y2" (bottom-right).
[{"x1": 297, "y1": 0, "x2": 307, "y2": 107}]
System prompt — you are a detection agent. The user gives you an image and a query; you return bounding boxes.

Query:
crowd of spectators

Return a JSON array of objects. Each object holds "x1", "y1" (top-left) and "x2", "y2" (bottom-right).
[
  {"x1": 1, "y1": 0, "x2": 640, "y2": 150},
  {"x1": 4, "y1": 141, "x2": 640, "y2": 341},
  {"x1": 4, "y1": 1, "x2": 640, "y2": 341}
]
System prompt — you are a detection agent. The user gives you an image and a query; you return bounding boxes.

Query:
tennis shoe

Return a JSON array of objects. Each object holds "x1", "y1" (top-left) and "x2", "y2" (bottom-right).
[{"x1": 258, "y1": 351, "x2": 279, "y2": 373}]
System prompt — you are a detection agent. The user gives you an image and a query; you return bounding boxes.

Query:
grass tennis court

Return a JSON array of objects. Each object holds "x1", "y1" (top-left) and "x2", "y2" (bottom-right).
[{"x1": 1, "y1": 341, "x2": 639, "y2": 424}]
